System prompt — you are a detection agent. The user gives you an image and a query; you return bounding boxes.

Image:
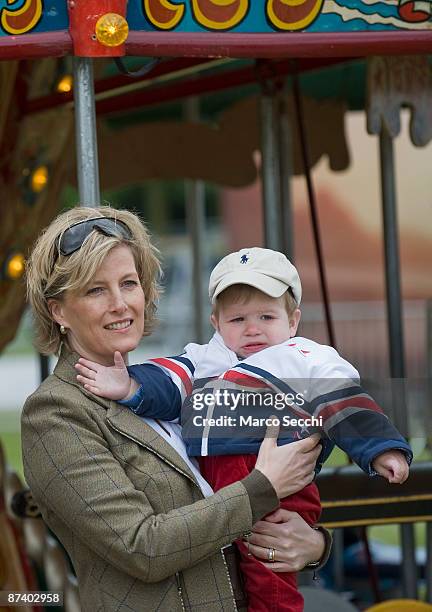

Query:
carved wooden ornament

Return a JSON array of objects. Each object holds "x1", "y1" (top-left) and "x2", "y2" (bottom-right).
[{"x1": 367, "y1": 55, "x2": 432, "y2": 146}]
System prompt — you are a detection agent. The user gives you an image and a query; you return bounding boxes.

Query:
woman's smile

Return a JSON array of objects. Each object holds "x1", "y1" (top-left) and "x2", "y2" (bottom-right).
[{"x1": 104, "y1": 319, "x2": 133, "y2": 331}]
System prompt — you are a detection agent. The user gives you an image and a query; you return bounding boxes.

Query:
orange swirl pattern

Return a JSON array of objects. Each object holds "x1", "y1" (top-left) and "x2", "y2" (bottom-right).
[
  {"x1": 267, "y1": 0, "x2": 324, "y2": 31},
  {"x1": 191, "y1": 0, "x2": 248, "y2": 30},
  {"x1": 143, "y1": 0, "x2": 185, "y2": 30},
  {"x1": 1, "y1": 0, "x2": 43, "y2": 35}
]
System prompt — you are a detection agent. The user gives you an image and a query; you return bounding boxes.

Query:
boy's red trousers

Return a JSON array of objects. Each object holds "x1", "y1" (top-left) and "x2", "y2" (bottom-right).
[{"x1": 199, "y1": 454, "x2": 321, "y2": 612}]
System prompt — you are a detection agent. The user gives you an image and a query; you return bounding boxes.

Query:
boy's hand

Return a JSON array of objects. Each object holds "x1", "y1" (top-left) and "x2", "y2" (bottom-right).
[
  {"x1": 372, "y1": 450, "x2": 409, "y2": 484},
  {"x1": 75, "y1": 351, "x2": 137, "y2": 400}
]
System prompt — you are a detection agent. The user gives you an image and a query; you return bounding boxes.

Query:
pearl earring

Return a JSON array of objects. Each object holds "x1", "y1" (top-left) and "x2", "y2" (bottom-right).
[{"x1": 60, "y1": 325, "x2": 67, "y2": 335}]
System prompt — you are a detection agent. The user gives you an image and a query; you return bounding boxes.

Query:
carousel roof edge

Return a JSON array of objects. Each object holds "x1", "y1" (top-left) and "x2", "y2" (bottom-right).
[
  {"x1": 125, "y1": 31, "x2": 432, "y2": 59},
  {"x1": 0, "y1": 31, "x2": 71, "y2": 61},
  {"x1": 0, "y1": 30, "x2": 430, "y2": 61}
]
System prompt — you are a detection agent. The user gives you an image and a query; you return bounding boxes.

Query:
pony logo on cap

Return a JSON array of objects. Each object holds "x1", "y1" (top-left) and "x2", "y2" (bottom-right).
[{"x1": 240, "y1": 254, "x2": 249, "y2": 264}]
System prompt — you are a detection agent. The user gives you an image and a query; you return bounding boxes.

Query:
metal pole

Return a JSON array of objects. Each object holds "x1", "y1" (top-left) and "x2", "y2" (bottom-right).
[
  {"x1": 292, "y1": 71, "x2": 336, "y2": 348},
  {"x1": 424, "y1": 301, "x2": 432, "y2": 601},
  {"x1": 426, "y1": 523, "x2": 432, "y2": 602},
  {"x1": 39, "y1": 60, "x2": 100, "y2": 383},
  {"x1": 379, "y1": 127, "x2": 417, "y2": 599},
  {"x1": 332, "y1": 529, "x2": 345, "y2": 593},
  {"x1": 380, "y1": 129, "x2": 407, "y2": 413},
  {"x1": 427, "y1": 300, "x2": 432, "y2": 426},
  {"x1": 39, "y1": 354, "x2": 49, "y2": 382},
  {"x1": 73, "y1": 57, "x2": 100, "y2": 207},
  {"x1": 184, "y1": 97, "x2": 206, "y2": 343},
  {"x1": 277, "y1": 90, "x2": 295, "y2": 261},
  {"x1": 259, "y1": 89, "x2": 283, "y2": 250}
]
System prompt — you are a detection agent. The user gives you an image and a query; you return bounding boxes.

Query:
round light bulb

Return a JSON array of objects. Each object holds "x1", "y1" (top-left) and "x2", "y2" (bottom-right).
[
  {"x1": 95, "y1": 13, "x2": 129, "y2": 47},
  {"x1": 57, "y1": 74, "x2": 73, "y2": 93},
  {"x1": 6, "y1": 253, "x2": 25, "y2": 280},
  {"x1": 31, "y1": 165, "x2": 49, "y2": 193}
]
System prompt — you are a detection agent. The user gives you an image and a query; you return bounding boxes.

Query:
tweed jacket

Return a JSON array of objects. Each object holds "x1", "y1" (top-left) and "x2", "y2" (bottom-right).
[{"x1": 21, "y1": 347, "x2": 278, "y2": 612}]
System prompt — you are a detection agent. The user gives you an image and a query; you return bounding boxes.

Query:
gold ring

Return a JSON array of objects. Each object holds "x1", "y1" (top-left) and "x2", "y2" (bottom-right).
[{"x1": 267, "y1": 547, "x2": 276, "y2": 563}]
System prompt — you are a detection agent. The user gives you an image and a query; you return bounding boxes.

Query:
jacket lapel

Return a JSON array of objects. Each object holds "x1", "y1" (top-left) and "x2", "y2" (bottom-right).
[
  {"x1": 105, "y1": 404, "x2": 199, "y2": 483},
  {"x1": 53, "y1": 346, "x2": 200, "y2": 486}
]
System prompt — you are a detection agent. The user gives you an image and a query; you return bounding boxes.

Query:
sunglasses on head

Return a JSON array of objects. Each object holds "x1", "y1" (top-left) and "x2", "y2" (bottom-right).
[{"x1": 56, "y1": 217, "x2": 132, "y2": 257}]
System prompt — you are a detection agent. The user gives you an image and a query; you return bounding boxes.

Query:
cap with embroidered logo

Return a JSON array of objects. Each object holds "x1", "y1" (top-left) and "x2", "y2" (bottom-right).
[{"x1": 209, "y1": 247, "x2": 302, "y2": 305}]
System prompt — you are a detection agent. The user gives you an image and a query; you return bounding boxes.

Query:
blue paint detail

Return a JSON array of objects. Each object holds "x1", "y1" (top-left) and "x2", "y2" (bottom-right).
[
  {"x1": 0, "y1": 0, "x2": 25, "y2": 10},
  {"x1": 0, "y1": 0, "x2": 69, "y2": 36},
  {"x1": 240, "y1": 254, "x2": 249, "y2": 264}
]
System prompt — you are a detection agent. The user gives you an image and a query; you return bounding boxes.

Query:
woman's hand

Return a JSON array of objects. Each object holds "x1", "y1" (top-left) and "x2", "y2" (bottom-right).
[
  {"x1": 255, "y1": 420, "x2": 321, "y2": 499},
  {"x1": 246, "y1": 509, "x2": 326, "y2": 572}
]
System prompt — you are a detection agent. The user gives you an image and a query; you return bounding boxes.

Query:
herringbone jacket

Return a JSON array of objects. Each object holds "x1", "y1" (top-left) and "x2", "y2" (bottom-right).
[{"x1": 21, "y1": 347, "x2": 278, "y2": 611}]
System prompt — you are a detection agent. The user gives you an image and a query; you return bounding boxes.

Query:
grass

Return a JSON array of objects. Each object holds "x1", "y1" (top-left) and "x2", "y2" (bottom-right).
[
  {"x1": 1, "y1": 430, "x2": 23, "y2": 479},
  {"x1": 369, "y1": 523, "x2": 425, "y2": 547},
  {"x1": 0, "y1": 409, "x2": 23, "y2": 478},
  {"x1": 324, "y1": 446, "x2": 347, "y2": 467},
  {"x1": 2, "y1": 310, "x2": 34, "y2": 357}
]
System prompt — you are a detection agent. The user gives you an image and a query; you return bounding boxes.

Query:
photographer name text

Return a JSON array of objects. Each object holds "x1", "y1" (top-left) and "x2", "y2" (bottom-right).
[{"x1": 192, "y1": 415, "x2": 323, "y2": 428}]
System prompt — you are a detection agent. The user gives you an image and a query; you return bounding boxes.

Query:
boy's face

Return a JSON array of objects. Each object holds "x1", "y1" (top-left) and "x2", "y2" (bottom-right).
[{"x1": 211, "y1": 293, "x2": 301, "y2": 358}]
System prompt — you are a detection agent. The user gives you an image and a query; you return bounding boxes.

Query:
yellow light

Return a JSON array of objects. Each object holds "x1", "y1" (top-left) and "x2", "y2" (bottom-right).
[
  {"x1": 6, "y1": 253, "x2": 25, "y2": 280},
  {"x1": 56, "y1": 74, "x2": 73, "y2": 93},
  {"x1": 95, "y1": 13, "x2": 129, "y2": 47},
  {"x1": 31, "y1": 165, "x2": 49, "y2": 193}
]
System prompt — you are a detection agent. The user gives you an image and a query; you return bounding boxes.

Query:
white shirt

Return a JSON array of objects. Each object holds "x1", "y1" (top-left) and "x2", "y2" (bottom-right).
[{"x1": 142, "y1": 417, "x2": 214, "y2": 498}]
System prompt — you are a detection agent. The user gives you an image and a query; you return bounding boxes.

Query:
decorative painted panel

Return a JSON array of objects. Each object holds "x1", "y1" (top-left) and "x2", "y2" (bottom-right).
[
  {"x1": 128, "y1": 1, "x2": 432, "y2": 32},
  {"x1": 0, "y1": 1, "x2": 430, "y2": 36}
]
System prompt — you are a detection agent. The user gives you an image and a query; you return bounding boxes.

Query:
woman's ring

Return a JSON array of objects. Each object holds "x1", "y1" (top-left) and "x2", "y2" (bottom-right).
[{"x1": 267, "y1": 547, "x2": 276, "y2": 563}]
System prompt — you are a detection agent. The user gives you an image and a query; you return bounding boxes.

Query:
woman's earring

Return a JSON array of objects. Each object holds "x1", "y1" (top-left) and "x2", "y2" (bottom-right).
[{"x1": 60, "y1": 325, "x2": 67, "y2": 335}]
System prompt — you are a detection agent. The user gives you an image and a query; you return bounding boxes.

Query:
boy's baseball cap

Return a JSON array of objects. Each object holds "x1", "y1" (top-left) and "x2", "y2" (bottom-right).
[{"x1": 209, "y1": 247, "x2": 302, "y2": 305}]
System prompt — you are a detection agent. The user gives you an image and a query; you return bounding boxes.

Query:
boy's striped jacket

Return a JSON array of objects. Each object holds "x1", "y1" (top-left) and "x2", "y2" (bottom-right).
[{"x1": 127, "y1": 332, "x2": 412, "y2": 475}]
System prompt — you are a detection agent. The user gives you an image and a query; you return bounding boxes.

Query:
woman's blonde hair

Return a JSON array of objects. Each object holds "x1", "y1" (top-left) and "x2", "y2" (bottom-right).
[{"x1": 26, "y1": 206, "x2": 161, "y2": 355}]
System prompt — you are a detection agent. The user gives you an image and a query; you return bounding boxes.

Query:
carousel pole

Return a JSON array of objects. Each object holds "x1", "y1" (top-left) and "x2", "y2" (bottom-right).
[
  {"x1": 427, "y1": 521, "x2": 432, "y2": 602},
  {"x1": 428, "y1": 301, "x2": 432, "y2": 602},
  {"x1": 185, "y1": 97, "x2": 206, "y2": 344},
  {"x1": 39, "y1": 354, "x2": 50, "y2": 382},
  {"x1": 68, "y1": 0, "x2": 127, "y2": 206},
  {"x1": 73, "y1": 57, "x2": 101, "y2": 206},
  {"x1": 260, "y1": 91, "x2": 282, "y2": 251},
  {"x1": 259, "y1": 74, "x2": 283, "y2": 250},
  {"x1": 39, "y1": 59, "x2": 100, "y2": 383},
  {"x1": 379, "y1": 126, "x2": 417, "y2": 599},
  {"x1": 39, "y1": 58, "x2": 100, "y2": 383},
  {"x1": 277, "y1": 88, "x2": 295, "y2": 261}
]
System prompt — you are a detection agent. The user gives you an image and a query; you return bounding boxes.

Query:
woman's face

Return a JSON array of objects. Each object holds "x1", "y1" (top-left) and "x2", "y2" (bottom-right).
[{"x1": 50, "y1": 245, "x2": 145, "y2": 365}]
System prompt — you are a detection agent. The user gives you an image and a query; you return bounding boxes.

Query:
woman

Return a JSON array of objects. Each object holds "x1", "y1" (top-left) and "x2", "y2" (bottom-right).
[{"x1": 22, "y1": 206, "x2": 329, "y2": 612}]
